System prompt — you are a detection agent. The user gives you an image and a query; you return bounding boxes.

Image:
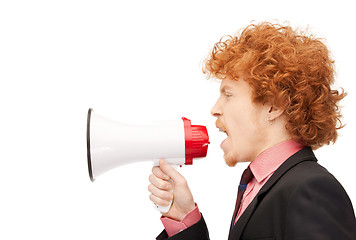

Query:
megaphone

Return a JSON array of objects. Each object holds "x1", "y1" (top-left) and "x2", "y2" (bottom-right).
[{"x1": 86, "y1": 108, "x2": 209, "y2": 212}]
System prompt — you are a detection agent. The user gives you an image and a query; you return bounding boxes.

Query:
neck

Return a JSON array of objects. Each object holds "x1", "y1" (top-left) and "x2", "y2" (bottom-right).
[{"x1": 256, "y1": 116, "x2": 292, "y2": 159}]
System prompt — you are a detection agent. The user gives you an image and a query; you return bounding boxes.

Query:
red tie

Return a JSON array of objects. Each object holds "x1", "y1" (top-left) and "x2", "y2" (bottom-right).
[{"x1": 232, "y1": 167, "x2": 254, "y2": 224}]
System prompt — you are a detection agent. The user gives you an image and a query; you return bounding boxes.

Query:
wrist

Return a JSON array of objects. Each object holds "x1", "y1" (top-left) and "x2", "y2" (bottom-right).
[
  {"x1": 183, "y1": 203, "x2": 197, "y2": 217},
  {"x1": 175, "y1": 203, "x2": 197, "y2": 221},
  {"x1": 160, "y1": 204, "x2": 201, "y2": 237}
]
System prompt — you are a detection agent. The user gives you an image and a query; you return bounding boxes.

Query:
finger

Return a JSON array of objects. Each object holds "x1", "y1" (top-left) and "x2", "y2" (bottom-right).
[
  {"x1": 148, "y1": 174, "x2": 172, "y2": 191},
  {"x1": 159, "y1": 158, "x2": 182, "y2": 183},
  {"x1": 148, "y1": 184, "x2": 173, "y2": 202},
  {"x1": 149, "y1": 193, "x2": 171, "y2": 206},
  {"x1": 152, "y1": 166, "x2": 171, "y2": 181}
]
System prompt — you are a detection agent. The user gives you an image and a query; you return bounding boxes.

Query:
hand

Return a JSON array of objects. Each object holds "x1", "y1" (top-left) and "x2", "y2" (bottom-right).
[{"x1": 148, "y1": 159, "x2": 195, "y2": 221}]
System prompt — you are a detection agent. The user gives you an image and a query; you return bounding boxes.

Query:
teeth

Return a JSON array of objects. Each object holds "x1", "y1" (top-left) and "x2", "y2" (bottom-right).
[
  {"x1": 216, "y1": 124, "x2": 228, "y2": 135},
  {"x1": 219, "y1": 128, "x2": 227, "y2": 134}
]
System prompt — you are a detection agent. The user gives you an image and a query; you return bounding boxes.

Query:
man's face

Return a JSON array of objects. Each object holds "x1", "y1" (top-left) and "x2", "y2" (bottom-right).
[{"x1": 211, "y1": 78, "x2": 269, "y2": 166}]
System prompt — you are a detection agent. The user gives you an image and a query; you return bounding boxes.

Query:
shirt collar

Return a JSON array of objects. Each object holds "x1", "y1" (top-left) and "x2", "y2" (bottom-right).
[{"x1": 249, "y1": 140, "x2": 304, "y2": 183}]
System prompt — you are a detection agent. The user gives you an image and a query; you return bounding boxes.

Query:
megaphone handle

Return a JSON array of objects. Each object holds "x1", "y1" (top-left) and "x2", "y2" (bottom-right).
[
  {"x1": 155, "y1": 178, "x2": 174, "y2": 213},
  {"x1": 153, "y1": 162, "x2": 177, "y2": 213}
]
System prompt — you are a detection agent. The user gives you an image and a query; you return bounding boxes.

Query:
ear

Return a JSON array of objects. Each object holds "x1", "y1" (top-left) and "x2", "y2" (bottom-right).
[{"x1": 267, "y1": 105, "x2": 285, "y2": 121}]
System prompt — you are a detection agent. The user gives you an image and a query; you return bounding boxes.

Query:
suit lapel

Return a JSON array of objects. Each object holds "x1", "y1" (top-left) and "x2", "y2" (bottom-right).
[
  {"x1": 228, "y1": 147, "x2": 317, "y2": 240},
  {"x1": 228, "y1": 197, "x2": 259, "y2": 240}
]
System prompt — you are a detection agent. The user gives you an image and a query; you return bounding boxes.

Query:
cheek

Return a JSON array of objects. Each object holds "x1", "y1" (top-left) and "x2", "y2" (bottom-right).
[
  {"x1": 229, "y1": 110, "x2": 257, "y2": 135},
  {"x1": 228, "y1": 109, "x2": 264, "y2": 149}
]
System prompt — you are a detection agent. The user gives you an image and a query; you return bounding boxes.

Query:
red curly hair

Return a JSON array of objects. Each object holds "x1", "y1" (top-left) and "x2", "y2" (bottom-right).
[{"x1": 203, "y1": 22, "x2": 346, "y2": 149}]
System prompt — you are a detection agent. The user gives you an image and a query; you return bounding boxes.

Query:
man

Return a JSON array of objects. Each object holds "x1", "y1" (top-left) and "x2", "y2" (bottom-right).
[{"x1": 148, "y1": 22, "x2": 356, "y2": 239}]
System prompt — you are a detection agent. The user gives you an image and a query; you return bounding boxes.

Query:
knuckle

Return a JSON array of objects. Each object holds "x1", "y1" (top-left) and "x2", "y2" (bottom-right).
[
  {"x1": 148, "y1": 174, "x2": 154, "y2": 182},
  {"x1": 163, "y1": 182, "x2": 172, "y2": 190},
  {"x1": 159, "y1": 182, "x2": 167, "y2": 190},
  {"x1": 161, "y1": 173, "x2": 169, "y2": 180},
  {"x1": 164, "y1": 192, "x2": 173, "y2": 201},
  {"x1": 152, "y1": 166, "x2": 160, "y2": 175},
  {"x1": 158, "y1": 199, "x2": 169, "y2": 206}
]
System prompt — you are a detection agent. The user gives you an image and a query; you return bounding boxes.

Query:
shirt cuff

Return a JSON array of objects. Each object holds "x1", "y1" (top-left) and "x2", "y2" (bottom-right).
[{"x1": 160, "y1": 204, "x2": 201, "y2": 237}]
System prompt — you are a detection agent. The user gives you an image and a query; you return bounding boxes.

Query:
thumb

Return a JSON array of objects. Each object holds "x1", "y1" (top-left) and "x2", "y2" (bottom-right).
[{"x1": 159, "y1": 158, "x2": 182, "y2": 182}]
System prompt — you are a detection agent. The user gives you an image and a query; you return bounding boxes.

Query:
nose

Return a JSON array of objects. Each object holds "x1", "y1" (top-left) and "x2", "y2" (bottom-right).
[{"x1": 210, "y1": 99, "x2": 222, "y2": 117}]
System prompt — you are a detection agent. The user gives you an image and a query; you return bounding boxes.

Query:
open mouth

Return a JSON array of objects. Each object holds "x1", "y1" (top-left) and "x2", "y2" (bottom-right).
[
  {"x1": 218, "y1": 127, "x2": 228, "y2": 135},
  {"x1": 216, "y1": 120, "x2": 229, "y2": 149},
  {"x1": 217, "y1": 125, "x2": 229, "y2": 149},
  {"x1": 216, "y1": 120, "x2": 229, "y2": 136}
]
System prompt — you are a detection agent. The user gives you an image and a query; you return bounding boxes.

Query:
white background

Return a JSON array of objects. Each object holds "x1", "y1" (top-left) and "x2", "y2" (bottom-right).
[{"x1": 1, "y1": 0, "x2": 355, "y2": 239}]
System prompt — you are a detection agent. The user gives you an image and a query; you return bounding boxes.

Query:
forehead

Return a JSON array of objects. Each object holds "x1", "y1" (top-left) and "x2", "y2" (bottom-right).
[
  {"x1": 219, "y1": 79, "x2": 238, "y2": 91},
  {"x1": 219, "y1": 78, "x2": 254, "y2": 96}
]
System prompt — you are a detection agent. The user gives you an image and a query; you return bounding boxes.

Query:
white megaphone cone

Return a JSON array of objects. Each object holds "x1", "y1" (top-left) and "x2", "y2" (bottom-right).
[{"x1": 86, "y1": 108, "x2": 209, "y2": 213}]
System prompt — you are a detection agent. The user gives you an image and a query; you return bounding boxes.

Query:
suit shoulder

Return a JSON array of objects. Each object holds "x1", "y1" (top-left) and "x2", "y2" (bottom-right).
[
  {"x1": 270, "y1": 160, "x2": 351, "y2": 203},
  {"x1": 283, "y1": 162, "x2": 356, "y2": 239},
  {"x1": 278, "y1": 160, "x2": 356, "y2": 218},
  {"x1": 280, "y1": 160, "x2": 337, "y2": 188}
]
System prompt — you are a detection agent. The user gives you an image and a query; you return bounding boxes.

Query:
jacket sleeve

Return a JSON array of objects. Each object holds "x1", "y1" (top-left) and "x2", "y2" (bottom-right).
[
  {"x1": 156, "y1": 214, "x2": 210, "y2": 240},
  {"x1": 285, "y1": 173, "x2": 356, "y2": 239}
]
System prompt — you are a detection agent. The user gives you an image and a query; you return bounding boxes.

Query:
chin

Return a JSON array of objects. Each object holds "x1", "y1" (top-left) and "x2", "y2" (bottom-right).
[{"x1": 224, "y1": 152, "x2": 238, "y2": 167}]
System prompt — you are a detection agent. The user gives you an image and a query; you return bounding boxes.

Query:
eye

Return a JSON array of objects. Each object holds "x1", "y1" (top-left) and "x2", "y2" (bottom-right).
[{"x1": 225, "y1": 92, "x2": 233, "y2": 98}]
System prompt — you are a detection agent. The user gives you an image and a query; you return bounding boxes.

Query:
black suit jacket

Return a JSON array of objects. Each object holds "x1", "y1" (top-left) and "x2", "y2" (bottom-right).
[{"x1": 156, "y1": 147, "x2": 356, "y2": 240}]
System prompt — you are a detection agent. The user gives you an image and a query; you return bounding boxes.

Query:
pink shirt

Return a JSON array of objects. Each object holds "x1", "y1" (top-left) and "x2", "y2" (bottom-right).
[{"x1": 161, "y1": 140, "x2": 304, "y2": 236}]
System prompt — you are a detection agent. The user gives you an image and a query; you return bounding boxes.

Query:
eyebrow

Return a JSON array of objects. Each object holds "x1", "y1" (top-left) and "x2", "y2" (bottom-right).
[{"x1": 220, "y1": 85, "x2": 233, "y2": 93}]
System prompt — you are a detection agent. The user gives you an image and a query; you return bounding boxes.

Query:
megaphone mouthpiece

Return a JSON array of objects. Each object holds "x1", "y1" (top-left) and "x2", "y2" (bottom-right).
[{"x1": 182, "y1": 117, "x2": 210, "y2": 165}]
